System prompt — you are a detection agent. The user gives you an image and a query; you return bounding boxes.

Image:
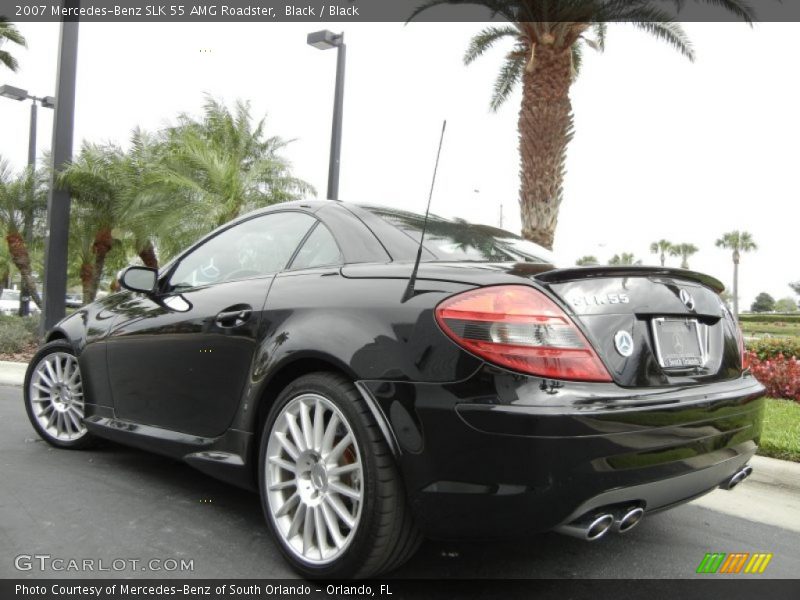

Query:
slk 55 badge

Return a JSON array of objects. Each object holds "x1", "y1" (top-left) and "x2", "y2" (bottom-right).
[{"x1": 570, "y1": 293, "x2": 630, "y2": 307}]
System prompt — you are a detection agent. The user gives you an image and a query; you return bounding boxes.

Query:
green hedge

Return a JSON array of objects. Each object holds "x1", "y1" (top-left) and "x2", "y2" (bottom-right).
[
  {"x1": 740, "y1": 313, "x2": 800, "y2": 324},
  {"x1": 0, "y1": 315, "x2": 40, "y2": 354},
  {"x1": 746, "y1": 337, "x2": 800, "y2": 360}
]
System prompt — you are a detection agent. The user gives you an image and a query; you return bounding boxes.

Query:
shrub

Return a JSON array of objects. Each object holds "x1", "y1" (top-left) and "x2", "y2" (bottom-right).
[
  {"x1": 746, "y1": 337, "x2": 800, "y2": 361},
  {"x1": 0, "y1": 315, "x2": 39, "y2": 354},
  {"x1": 739, "y1": 313, "x2": 800, "y2": 324},
  {"x1": 746, "y1": 351, "x2": 800, "y2": 402}
]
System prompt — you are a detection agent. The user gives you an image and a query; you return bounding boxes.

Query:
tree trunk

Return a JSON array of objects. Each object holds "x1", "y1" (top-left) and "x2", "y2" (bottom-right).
[
  {"x1": 517, "y1": 44, "x2": 574, "y2": 250},
  {"x1": 89, "y1": 228, "x2": 114, "y2": 301},
  {"x1": 17, "y1": 278, "x2": 29, "y2": 316},
  {"x1": 137, "y1": 239, "x2": 159, "y2": 270},
  {"x1": 80, "y1": 263, "x2": 94, "y2": 305},
  {"x1": 660, "y1": 252, "x2": 665, "y2": 267},
  {"x1": 732, "y1": 251, "x2": 740, "y2": 321},
  {"x1": 5, "y1": 231, "x2": 42, "y2": 308}
]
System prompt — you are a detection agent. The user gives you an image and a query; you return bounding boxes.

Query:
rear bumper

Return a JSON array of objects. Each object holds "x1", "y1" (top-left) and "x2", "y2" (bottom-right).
[{"x1": 361, "y1": 369, "x2": 765, "y2": 540}]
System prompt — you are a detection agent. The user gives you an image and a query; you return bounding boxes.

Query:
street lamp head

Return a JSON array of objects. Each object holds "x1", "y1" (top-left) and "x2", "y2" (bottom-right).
[
  {"x1": 0, "y1": 84, "x2": 30, "y2": 101},
  {"x1": 307, "y1": 30, "x2": 343, "y2": 50},
  {"x1": 41, "y1": 96, "x2": 56, "y2": 109}
]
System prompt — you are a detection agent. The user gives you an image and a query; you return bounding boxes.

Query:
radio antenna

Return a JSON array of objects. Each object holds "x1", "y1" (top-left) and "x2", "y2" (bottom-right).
[{"x1": 402, "y1": 119, "x2": 447, "y2": 303}]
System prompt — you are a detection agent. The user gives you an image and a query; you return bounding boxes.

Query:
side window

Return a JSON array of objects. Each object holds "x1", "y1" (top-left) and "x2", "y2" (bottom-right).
[
  {"x1": 169, "y1": 212, "x2": 316, "y2": 288},
  {"x1": 290, "y1": 222, "x2": 343, "y2": 270}
]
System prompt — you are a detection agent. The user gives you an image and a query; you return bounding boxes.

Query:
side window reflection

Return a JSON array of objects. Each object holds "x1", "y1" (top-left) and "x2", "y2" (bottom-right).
[
  {"x1": 290, "y1": 223, "x2": 343, "y2": 270},
  {"x1": 169, "y1": 212, "x2": 316, "y2": 289}
]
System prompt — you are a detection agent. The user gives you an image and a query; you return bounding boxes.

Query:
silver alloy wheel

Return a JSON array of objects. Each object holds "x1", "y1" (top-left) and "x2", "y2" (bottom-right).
[
  {"x1": 28, "y1": 351, "x2": 87, "y2": 442},
  {"x1": 265, "y1": 393, "x2": 364, "y2": 565}
]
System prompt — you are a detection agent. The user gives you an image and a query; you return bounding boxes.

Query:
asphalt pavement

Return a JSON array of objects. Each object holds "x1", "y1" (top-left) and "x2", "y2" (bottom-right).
[{"x1": 1, "y1": 384, "x2": 798, "y2": 580}]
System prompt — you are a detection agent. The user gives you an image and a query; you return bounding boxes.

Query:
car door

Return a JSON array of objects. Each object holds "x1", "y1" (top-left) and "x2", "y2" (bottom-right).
[{"x1": 105, "y1": 210, "x2": 318, "y2": 438}]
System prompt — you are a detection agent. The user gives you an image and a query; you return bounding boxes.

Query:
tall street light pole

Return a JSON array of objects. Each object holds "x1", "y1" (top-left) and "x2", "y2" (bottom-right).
[
  {"x1": 42, "y1": 4, "x2": 80, "y2": 332},
  {"x1": 0, "y1": 85, "x2": 56, "y2": 316},
  {"x1": 307, "y1": 30, "x2": 346, "y2": 201}
]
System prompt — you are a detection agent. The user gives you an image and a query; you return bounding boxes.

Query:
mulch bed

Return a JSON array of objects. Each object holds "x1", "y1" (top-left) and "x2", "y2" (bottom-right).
[{"x1": 0, "y1": 342, "x2": 37, "y2": 364}]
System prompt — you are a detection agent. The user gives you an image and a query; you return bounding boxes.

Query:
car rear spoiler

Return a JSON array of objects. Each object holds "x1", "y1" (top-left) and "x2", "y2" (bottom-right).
[{"x1": 534, "y1": 265, "x2": 725, "y2": 294}]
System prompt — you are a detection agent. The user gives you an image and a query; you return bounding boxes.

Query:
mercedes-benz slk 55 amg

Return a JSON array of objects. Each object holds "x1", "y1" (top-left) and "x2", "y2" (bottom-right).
[{"x1": 24, "y1": 201, "x2": 764, "y2": 578}]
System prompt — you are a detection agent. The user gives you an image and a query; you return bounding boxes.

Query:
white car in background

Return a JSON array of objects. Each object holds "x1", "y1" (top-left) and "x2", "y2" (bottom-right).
[{"x1": 0, "y1": 289, "x2": 40, "y2": 316}]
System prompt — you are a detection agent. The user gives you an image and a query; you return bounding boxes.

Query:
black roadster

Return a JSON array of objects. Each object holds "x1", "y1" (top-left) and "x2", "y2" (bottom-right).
[{"x1": 24, "y1": 201, "x2": 764, "y2": 578}]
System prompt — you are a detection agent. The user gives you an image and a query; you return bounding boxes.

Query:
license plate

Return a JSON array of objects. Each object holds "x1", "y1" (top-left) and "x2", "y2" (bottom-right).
[{"x1": 651, "y1": 318, "x2": 705, "y2": 369}]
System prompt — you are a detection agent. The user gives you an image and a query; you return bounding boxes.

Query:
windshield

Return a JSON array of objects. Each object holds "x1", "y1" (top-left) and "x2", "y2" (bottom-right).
[
  {"x1": 362, "y1": 206, "x2": 556, "y2": 264},
  {"x1": 0, "y1": 290, "x2": 20, "y2": 301}
]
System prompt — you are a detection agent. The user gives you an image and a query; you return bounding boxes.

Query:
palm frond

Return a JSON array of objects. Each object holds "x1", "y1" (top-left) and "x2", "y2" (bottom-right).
[
  {"x1": 408, "y1": 0, "x2": 519, "y2": 24},
  {"x1": 571, "y1": 42, "x2": 583, "y2": 79},
  {"x1": 680, "y1": 0, "x2": 756, "y2": 24},
  {"x1": 490, "y1": 51, "x2": 525, "y2": 111},
  {"x1": 0, "y1": 50, "x2": 19, "y2": 72},
  {"x1": 593, "y1": 21, "x2": 608, "y2": 51},
  {"x1": 629, "y1": 21, "x2": 695, "y2": 62},
  {"x1": 464, "y1": 25, "x2": 519, "y2": 65},
  {"x1": 0, "y1": 18, "x2": 27, "y2": 46}
]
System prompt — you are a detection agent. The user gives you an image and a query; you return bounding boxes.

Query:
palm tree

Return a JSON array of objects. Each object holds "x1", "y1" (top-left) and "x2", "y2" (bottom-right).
[
  {"x1": 67, "y1": 204, "x2": 101, "y2": 304},
  {"x1": 715, "y1": 231, "x2": 757, "y2": 320},
  {"x1": 0, "y1": 160, "x2": 47, "y2": 307},
  {"x1": 112, "y1": 127, "x2": 181, "y2": 270},
  {"x1": 669, "y1": 242, "x2": 699, "y2": 269},
  {"x1": 161, "y1": 96, "x2": 314, "y2": 243},
  {"x1": 0, "y1": 18, "x2": 26, "y2": 72},
  {"x1": 0, "y1": 240, "x2": 12, "y2": 289},
  {"x1": 575, "y1": 255, "x2": 598, "y2": 266},
  {"x1": 649, "y1": 239, "x2": 673, "y2": 267},
  {"x1": 58, "y1": 143, "x2": 129, "y2": 302},
  {"x1": 608, "y1": 253, "x2": 641, "y2": 266},
  {"x1": 410, "y1": 2, "x2": 753, "y2": 249}
]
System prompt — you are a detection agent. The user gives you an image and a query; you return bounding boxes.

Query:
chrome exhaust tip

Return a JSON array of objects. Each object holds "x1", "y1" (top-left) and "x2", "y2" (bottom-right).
[
  {"x1": 614, "y1": 507, "x2": 644, "y2": 533},
  {"x1": 555, "y1": 513, "x2": 615, "y2": 541},
  {"x1": 721, "y1": 465, "x2": 752, "y2": 490}
]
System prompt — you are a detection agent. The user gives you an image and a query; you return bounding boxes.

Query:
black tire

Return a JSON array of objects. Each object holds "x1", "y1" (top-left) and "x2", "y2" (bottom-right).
[
  {"x1": 258, "y1": 372, "x2": 422, "y2": 579},
  {"x1": 23, "y1": 340, "x2": 96, "y2": 450}
]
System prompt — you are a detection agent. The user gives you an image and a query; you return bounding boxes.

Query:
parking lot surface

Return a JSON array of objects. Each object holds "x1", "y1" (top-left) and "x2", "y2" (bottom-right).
[{"x1": 1, "y1": 384, "x2": 797, "y2": 579}]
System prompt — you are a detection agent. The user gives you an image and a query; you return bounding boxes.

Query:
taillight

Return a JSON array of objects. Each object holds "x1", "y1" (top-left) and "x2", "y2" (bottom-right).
[
  {"x1": 736, "y1": 322, "x2": 749, "y2": 370},
  {"x1": 435, "y1": 285, "x2": 612, "y2": 382},
  {"x1": 723, "y1": 301, "x2": 748, "y2": 371}
]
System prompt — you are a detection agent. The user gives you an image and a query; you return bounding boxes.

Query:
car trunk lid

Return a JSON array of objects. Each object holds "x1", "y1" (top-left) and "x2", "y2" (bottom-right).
[{"x1": 534, "y1": 267, "x2": 741, "y2": 388}]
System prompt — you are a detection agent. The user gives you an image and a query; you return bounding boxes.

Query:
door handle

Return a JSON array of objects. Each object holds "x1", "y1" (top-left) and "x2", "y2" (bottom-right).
[{"x1": 215, "y1": 305, "x2": 252, "y2": 328}]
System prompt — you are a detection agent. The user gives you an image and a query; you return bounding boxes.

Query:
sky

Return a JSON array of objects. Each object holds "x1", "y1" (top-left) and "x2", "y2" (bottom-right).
[{"x1": 0, "y1": 21, "x2": 798, "y2": 308}]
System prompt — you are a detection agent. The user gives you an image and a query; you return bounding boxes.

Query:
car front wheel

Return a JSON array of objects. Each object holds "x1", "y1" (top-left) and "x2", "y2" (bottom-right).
[
  {"x1": 259, "y1": 372, "x2": 420, "y2": 578},
  {"x1": 24, "y1": 340, "x2": 95, "y2": 449}
]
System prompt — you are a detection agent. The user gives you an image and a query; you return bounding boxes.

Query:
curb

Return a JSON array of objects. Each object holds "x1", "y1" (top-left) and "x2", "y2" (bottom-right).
[
  {"x1": 749, "y1": 454, "x2": 800, "y2": 494},
  {"x1": 0, "y1": 360, "x2": 26, "y2": 387}
]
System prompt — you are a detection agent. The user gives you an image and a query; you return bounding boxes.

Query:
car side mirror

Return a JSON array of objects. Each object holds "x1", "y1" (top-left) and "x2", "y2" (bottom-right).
[{"x1": 119, "y1": 266, "x2": 158, "y2": 294}]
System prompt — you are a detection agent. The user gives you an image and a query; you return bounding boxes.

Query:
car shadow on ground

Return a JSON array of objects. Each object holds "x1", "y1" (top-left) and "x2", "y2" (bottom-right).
[{"x1": 41, "y1": 438, "x2": 707, "y2": 579}]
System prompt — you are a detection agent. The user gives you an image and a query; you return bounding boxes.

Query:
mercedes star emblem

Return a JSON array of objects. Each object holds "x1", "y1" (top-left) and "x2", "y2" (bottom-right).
[{"x1": 614, "y1": 330, "x2": 635, "y2": 357}]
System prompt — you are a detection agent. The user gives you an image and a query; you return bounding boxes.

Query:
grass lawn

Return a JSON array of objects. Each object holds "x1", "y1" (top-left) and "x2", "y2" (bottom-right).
[
  {"x1": 758, "y1": 398, "x2": 800, "y2": 462},
  {"x1": 740, "y1": 321, "x2": 800, "y2": 336}
]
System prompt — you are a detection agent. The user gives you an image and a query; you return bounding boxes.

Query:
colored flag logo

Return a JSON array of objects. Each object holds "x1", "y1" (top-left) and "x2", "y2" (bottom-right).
[{"x1": 696, "y1": 552, "x2": 773, "y2": 574}]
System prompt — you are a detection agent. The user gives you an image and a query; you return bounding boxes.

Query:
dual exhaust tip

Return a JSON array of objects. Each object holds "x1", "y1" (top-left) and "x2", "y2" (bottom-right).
[
  {"x1": 556, "y1": 505, "x2": 645, "y2": 541},
  {"x1": 556, "y1": 463, "x2": 754, "y2": 542}
]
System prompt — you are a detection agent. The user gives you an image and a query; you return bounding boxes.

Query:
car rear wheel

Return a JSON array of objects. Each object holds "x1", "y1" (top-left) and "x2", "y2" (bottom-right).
[
  {"x1": 259, "y1": 372, "x2": 421, "y2": 579},
  {"x1": 24, "y1": 340, "x2": 95, "y2": 449}
]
